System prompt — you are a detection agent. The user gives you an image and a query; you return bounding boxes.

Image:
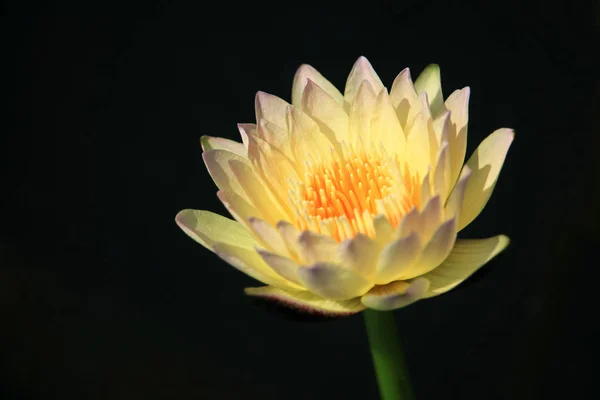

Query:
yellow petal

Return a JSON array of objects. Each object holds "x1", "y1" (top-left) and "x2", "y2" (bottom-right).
[
  {"x1": 460, "y1": 128, "x2": 514, "y2": 230},
  {"x1": 286, "y1": 105, "x2": 337, "y2": 163},
  {"x1": 237, "y1": 123, "x2": 256, "y2": 151},
  {"x1": 229, "y1": 159, "x2": 290, "y2": 224},
  {"x1": 373, "y1": 214, "x2": 394, "y2": 244},
  {"x1": 361, "y1": 278, "x2": 430, "y2": 311},
  {"x1": 292, "y1": 64, "x2": 345, "y2": 108},
  {"x1": 301, "y1": 79, "x2": 349, "y2": 145},
  {"x1": 374, "y1": 232, "x2": 423, "y2": 284},
  {"x1": 202, "y1": 149, "x2": 252, "y2": 203},
  {"x1": 276, "y1": 221, "x2": 302, "y2": 261},
  {"x1": 445, "y1": 88, "x2": 470, "y2": 190},
  {"x1": 423, "y1": 235, "x2": 510, "y2": 297},
  {"x1": 296, "y1": 231, "x2": 339, "y2": 264},
  {"x1": 248, "y1": 217, "x2": 289, "y2": 256},
  {"x1": 390, "y1": 68, "x2": 418, "y2": 128},
  {"x1": 297, "y1": 262, "x2": 374, "y2": 300},
  {"x1": 417, "y1": 195, "x2": 443, "y2": 242},
  {"x1": 213, "y1": 242, "x2": 303, "y2": 290},
  {"x1": 371, "y1": 89, "x2": 406, "y2": 158},
  {"x1": 348, "y1": 80, "x2": 377, "y2": 146},
  {"x1": 175, "y1": 209, "x2": 255, "y2": 250},
  {"x1": 406, "y1": 109, "x2": 435, "y2": 179},
  {"x1": 433, "y1": 142, "x2": 451, "y2": 203},
  {"x1": 255, "y1": 91, "x2": 288, "y2": 129},
  {"x1": 245, "y1": 286, "x2": 365, "y2": 316},
  {"x1": 339, "y1": 233, "x2": 380, "y2": 280},
  {"x1": 396, "y1": 207, "x2": 420, "y2": 238},
  {"x1": 256, "y1": 250, "x2": 302, "y2": 285},
  {"x1": 444, "y1": 166, "x2": 471, "y2": 220},
  {"x1": 200, "y1": 136, "x2": 246, "y2": 158},
  {"x1": 404, "y1": 218, "x2": 457, "y2": 279},
  {"x1": 216, "y1": 189, "x2": 259, "y2": 229},
  {"x1": 414, "y1": 64, "x2": 444, "y2": 117},
  {"x1": 344, "y1": 56, "x2": 384, "y2": 104}
]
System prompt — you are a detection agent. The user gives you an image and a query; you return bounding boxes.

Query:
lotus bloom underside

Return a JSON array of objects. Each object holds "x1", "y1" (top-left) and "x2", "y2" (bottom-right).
[{"x1": 176, "y1": 57, "x2": 512, "y2": 316}]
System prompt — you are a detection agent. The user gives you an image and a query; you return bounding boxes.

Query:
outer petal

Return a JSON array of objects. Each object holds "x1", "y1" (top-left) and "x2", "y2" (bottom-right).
[
  {"x1": 202, "y1": 149, "x2": 252, "y2": 203},
  {"x1": 296, "y1": 231, "x2": 339, "y2": 264},
  {"x1": 292, "y1": 64, "x2": 345, "y2": 108},
  {"x1": 361, "y1": 278, "x2": 430, "y2": 311},
  {"x1": 339, "y1": 233, "x2": 380, "y2": 280},
  {"x1": 390, "y1": 68, "x2": 418, "y2": 128},
  {"x1": 459, "y1": 128, "x2": 514, "y2": 230},
  {"x1": 255, "y1": 91, "x2": 288, "y2": 129},
  {"x1": 257, "y1": 250, "x2": 302, "y2": 285},
  {"x1": 422, "y1": 235, "x2": 510, "y2": 297},
  {"x1": 444, "y1": 87, "x2": 470, "y2": 190},
  {"x1": 175, "y1": 209, "x2": 255, "y2": 249},
  {"x1": 344, "y1": 56, "x2": 385, "y2": 104},
  {"x1": 374, "y1": 232, "x2": 423, "y2": 284},
  {"x1": 200, "y1": 136, "x2": 247, "y2": 158},
  {"x1": 348, "y1": 80, "x2": 377, "y2": 146},
  {"x1": 297, "y1": 262, "x2": 374, "y2": 300},
  {"x1": 371, "y1": 89, "x2": 406, "y2": 159},
  {"x1": 245, "y1": 286, "x2": 365, "y2": 316},
  {"x1": 414, "y1": 64, "x2": 444, "y2": 117},
  {"x1": 301, "y1": 79, "x2": 349, "y2": 145},
  {"x1": 248, "y1": 217, "x2": 289, "y2": 257},
  {"x1": 216, "y1": 190, "x2": 259, "y2": 230}
]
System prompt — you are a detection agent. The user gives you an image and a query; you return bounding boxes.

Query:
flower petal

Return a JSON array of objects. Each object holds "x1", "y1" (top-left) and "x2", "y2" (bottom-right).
[
  {"x1": 390, "y1": 68, "x2": 418, "y2": 128},
  {"x1": 371, "y1": 89, "x2": 406, "y2": 158},
  {"x1": 433, "y1": 142, "x2": 451, "y2": 203},
  {"x1": 292, "y1": 64, "x2": 344, "y2": 108},
  {"x1": 445, "y1": 87, "x2": 470, "y2": 190},
  {"x1": 404, "y1": 218, "x2": 457, "y2": 279},
  {"x1": 444, "y1": 166, "x2": 471, "y2": 220},
  {"x1": 339, "y1": 233, "x2": 380, "y2": 280},
  {"x1": 216, "y1": 189, "x2": 259, "y2": 229},
  {"x1": 286, "y1": 105, "x2": 336, "y2": 163},
  {"x1": 460, "y1": 128, "x2": 514, "y2": 230},
  {"x1": 296, "y1": 231, "x2": 339, "y2": 265},
  {"x1": 202, "y1": 149, "x2": 252, "y2": 202},
  {"x1": 255, "y1": 91, "x2": 288, "y2": 129},
  {"x1": 200, "y1": 136, "x2": 247, "y2": 158},
  {"x1": 297, "y1": 263, "x2": 374, "y2": 300},
  {"x1": 237, "y1": 123, "x2": 256, "y2": 151},
  {"x1": 301, "y1": 79, "x2": 349, "y2": 145},
  {"x1": 423, "y1": 235, "x2": 510, "y2": 297},
  {"x1": 361, "y1": 278, "x2": 430, "y2": 311},
  {"x1": 414, "y1": 64, "x2": 444, "y2": 117},
  {"x1": 344, "y1": 56, "x2": 384, "y2": 104},
  {"x1": 175, "y1": 209, "x2": 255, "y2": 250},
  {"x1": 276, "y1": 221, "x2": 302, "y2": 261},
  {"x1": 248, "y1": 217, "x2": 289, "y2": 256},
  {"x1": 374, "y1": 232, "x2": 423, "y2": 284},
  {"x1": 213, "y1": 242, "x2": 303, "y2": 290},
  {"x1": 256, "y1": 250, "x2": 302, "y2": 285},
  {"x1": 348, "y1": 80, "x2": 377, "y2": 146},
  {"x1": 245, "y1": 286, "x2": 365, "y2": 316}
]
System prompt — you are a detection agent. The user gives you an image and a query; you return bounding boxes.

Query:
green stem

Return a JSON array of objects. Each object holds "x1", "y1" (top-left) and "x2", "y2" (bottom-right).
[{"x1": 364, "y1": 309, "x2": 414, "y2": 400}]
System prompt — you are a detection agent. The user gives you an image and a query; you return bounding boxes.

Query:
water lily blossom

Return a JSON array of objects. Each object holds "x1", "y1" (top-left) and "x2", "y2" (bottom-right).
[{"x1": 176, "y1": 57, "x2": 512, "y2": 317}]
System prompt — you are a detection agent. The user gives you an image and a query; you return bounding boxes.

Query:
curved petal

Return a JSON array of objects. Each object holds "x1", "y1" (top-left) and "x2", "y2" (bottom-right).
[
  {"x1": 286, "y1": 105, "x2": 336, "y2": 163},
  {"x1": 301, "y1": 79, "x2": 349, "y2": 145},
  {"x1": 371, "y1": 89, "x2": 406, "y2": 158},
  {"x1": 348, "y1": 80, "x2": 377, "y2": 146},
  {"x1": 257, "y1": 250, "x2": 302, "y2": 285},
  {"x1": 339, "y1": 233, "x2": 380, "y2": 280},
  {"x1": 248, "y1": 217, "x2": 289, "y2": 257},
  {"x1": 175, "y1": 209, "x2": 256, "y2": 250},
  {"x1": 390, "y1": 67, "x2": 418, "y2": 128},
  {"x1": 216, "y1": 190, "x2": 260, "y2": 230},
  {"x1": 361, "y1": 278, "x2": 430, "y2": 311},
  {"x1": 213, "y1": 242, "x2": 303, "y2": 290},
  {"x1": 237, "y1": 123, "x2": 256, "y2": 151},
  {"x1": 276, "y1": 221, "x2": 302, "y2": 261},
  {"x1": 344, "y1": 56, "x2": 384, "y2": 104},
  {"x1": 414, "y1": 64, "x2": 444, "y2": 117},
  {"x1": 255, "y1": 91, "x2": 288, "y2": 129},
  {"x1": 374, "y1": 232, "x2": 423, "y2": 284},
  {"x1": 292, "y1": 64, "x2": 344, "y2": 108},
  {"x1": 445, "y1": 87, "x2": 470, "y2": 189},
  {"x1": 297, "y1": 262, "x2": 374, "y2": 300},
  {"x1": 423, "y1": 235, "x2": 510, "y2": 297},
  {"x1": 296, "y1": 231, "x2": 339, "y2": 265},
  {"x1": 200, "y1": 136, "x2": 246, "y2": 158},
  {"x1": 202, "y1": 149, "x2": 252, "y2": 202},
  {"x1": 460, "y1": 128, "x2": 514, "y2": 230},
  {"x1": 245, "y1": 286, "x2": 365, "y2": 316}
]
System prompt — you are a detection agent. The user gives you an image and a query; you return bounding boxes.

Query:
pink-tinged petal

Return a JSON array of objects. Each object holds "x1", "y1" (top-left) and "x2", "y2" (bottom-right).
[
  {"x1": 297, "y1": 262, "x2": 374, "y2": 300},
  {"x1": 202, "y1": 149, "x2": 252, "y2": 202},
  {"x1": 361, "y1": 278, "x2": 430, "y2": 311},
  {"x1": 344, "y1": 56, "x2": 385, "y2": 104},
  {"x1": 286, "y1": 105, "x2": 337, "y2": 163},
  {"x1": 396, "y1": 207, "x2": 420, "y2": 238},
  {"x1": 256, "y1": 250, "x2": 302, "y2": 285},
  {"x1": 444, "y1": 166, "x2": 471, "y2": 220},
  {"x1": 229, "y1": 159, "x2": 290, "y2": 225},
  {"x1": 418, "y1": 195, "x2": 443, "y2": 242},
  {"x1": 301, "y1": 79, "x2": 349, "y2": 145},
  {"x1": 248, "y1": 217, "x2": 289, "y2": 257},
  {"x1": 175, "y1": 209, "x2": 256, "y2": 250},
  {"x1": 237, "y1": 123, "x2": 256, "y2": 151},
  {"x1": 276, "y1": 221, "x2": 302, "y2": 261},
  {"x1": 423, "y1": 235, "x2": 510, "y2": 297},
  {"x1": 255, "y1": 91, "x2": 288, "y2": 129},
  {"x1": 213, "y1": 242, "x2": 304, "y2": 290},
  {"x1": 256, "y1": 118, "x2": 293, "y2": 158},
  {"x1": 371, "y1": 89, "x2": 406, "y2": 158},
  {"x1": 404, "y1": 218, "x2": 457, "y2": 279},
  {"x1": 244, "y1": 286, "x2": 365, "y2": 316},
  {"x1": 374, "y1": 232, "x2": 423, "y2": 285},
  {"x1": 406, "y1": 92, "x2": 432, "y2": 131},
  {"x1": 348, "y1": 80, "x2": 377, "y2": 146},
  {"x1": 390, "y1": 68, "x2": 418, "y2": 128},
  {"x1": 200, "y1": 136, "x2": 246, "y2": 158},
  {"x1": 460, "y1": 128, "x2": 514, "y2": 230},
  {"x1": 216, "y1": 190, "x2": 260, "y2": 230},
  {"x1": 339, "y1": 233, "x2": 380, "y2": 279},
  {"x1": 433, "y1": 142, "x2": 451, "y2": 203},
  {"x1": 296, "y1": 231, "x2": 339, "y2": 265},
  {"x1": 445, "y1": 87, "x2": 470, "y2": 190},
  {"x1": 292, "y1": 64, "x2": 344, "y2": 108},
  {"x1": 414, "y1": 64, "x2": 444, "y2": 117}
]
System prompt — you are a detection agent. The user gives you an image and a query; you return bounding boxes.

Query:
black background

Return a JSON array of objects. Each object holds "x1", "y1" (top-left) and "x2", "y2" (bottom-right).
[{"x1": 3, "y1": 0, "x2": 599, "y2": 399}]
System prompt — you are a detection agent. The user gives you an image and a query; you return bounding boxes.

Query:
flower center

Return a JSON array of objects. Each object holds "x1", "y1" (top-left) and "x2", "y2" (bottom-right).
[{"x1": 289, "y1": 143, "x2": 420, "y2": 241}]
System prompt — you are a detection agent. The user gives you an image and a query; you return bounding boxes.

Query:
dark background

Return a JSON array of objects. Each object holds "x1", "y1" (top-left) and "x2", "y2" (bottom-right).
[{"x1": 3, "y1": 0, "x2": 599, "y2": 399}]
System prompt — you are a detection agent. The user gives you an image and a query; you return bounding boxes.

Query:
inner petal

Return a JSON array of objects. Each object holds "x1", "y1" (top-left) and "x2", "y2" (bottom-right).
[{"x1": 288, "y1": 141, "x2": 421, "y2": 242}]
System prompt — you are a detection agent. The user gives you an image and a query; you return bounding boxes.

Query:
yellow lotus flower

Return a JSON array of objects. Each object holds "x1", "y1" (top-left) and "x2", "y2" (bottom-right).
[{"x1": 176, "y1": 56, "x2": 512, "y2": 316}]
